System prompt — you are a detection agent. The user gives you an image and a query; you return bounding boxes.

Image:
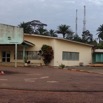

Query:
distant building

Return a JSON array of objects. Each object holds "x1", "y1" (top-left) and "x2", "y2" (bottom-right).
[{"x1": 92, "y1": 49, "x2": 103, "y2": 63}]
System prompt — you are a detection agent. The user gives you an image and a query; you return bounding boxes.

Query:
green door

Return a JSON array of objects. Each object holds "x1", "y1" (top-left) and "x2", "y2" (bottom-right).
[
  {"x1": 95, "y1": 54, "x2": 103, "y2": 63},
  {"x1": 101, "y1": 54, "x2": 103, "y2": 62},
  {"x1": 96, "y1": 54, "x2": 101, "y2": 62}
]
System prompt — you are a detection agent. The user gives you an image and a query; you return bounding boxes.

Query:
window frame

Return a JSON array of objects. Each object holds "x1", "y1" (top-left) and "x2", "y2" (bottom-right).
[
  {"x1": 62, "y1": 51, "x2": 79, "y2": 61},
  {"x1": 15, "y1": 51, "x2": 41, "y2": 60}
]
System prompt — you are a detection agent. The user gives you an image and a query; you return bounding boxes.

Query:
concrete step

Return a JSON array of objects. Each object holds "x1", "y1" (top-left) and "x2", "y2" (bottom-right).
[{"x1": 89, "y1": 63, "x2": 103, "y2": 67}]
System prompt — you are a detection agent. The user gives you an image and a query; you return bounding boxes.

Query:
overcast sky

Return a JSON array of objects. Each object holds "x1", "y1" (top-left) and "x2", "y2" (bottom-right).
[{"x1": 0, "y1": 0, "x2": 103, "y2": 38}]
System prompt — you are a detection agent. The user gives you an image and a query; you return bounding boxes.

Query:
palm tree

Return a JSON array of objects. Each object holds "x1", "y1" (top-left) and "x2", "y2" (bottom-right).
[
  {"x1": 97, "y1": 24, "x2": 103, "y2": 42},
  {"x1": 18, "y1": 20, "x2": 47, "y2": 34},
  {"x1": 56, "y1": 24, "x2": 73, "y2": 38},
  {"x1": 18, "y1": 22, "x2": 34, "y2": 34},
  {"x1": 49, "y1": 29, "x2": 58, "y2": 37},
  {"x1": 35, "y1": 27, "x2": 49, "y2": 36},
  {"x1": 73, "y1": 34, "x2": 82, "y2": 42},
  {"x1": 82, "y1": 30, "x2": 93, "y2": 43}
]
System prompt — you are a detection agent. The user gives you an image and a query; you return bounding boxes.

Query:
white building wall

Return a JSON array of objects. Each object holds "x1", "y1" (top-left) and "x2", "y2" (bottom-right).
[
  {"x1": 24, "y1": 35, "x2": 55, "y2": 66},
  {"x1": 53, "y1": 39, "x2": 92, "y2": 66}
]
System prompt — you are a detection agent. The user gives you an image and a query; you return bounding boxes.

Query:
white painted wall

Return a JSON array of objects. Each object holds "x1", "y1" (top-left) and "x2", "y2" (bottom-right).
[
  {"x1": 24, "y1": 34, "x2": 92, "y2": 66},
  {"x1": 54, "y1": 39, "x2": 92, "y2": 66}
]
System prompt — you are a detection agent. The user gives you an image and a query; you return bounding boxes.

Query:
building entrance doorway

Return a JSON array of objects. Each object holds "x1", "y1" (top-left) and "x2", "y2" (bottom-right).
[{"x1": 2, "y1": 51, "x2": 10, "y2": 62}]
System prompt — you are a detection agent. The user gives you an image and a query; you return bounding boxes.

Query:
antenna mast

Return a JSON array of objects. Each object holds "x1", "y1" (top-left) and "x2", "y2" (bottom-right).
[
  {"x1": 83, "y1": 5, "x2": 86, "y2": 32},
  {"x1": 75, "y1": 9, "x2": 78, "y2": 35}
]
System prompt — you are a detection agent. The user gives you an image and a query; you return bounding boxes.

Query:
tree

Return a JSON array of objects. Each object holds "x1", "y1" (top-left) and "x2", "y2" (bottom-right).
[
  {"x1": 39, "y1": 45, "x2": 54, "y2": 65},
  {"x1": 66, "y1": 32, "x2": 74, "y2": 40},
  {"x1": 91, "y1": 39, "x2": 98, "y2": 47},
  {"x1": 18, "y1": 20, "x2": 47, "y2": 34},
  {"x1": 48, "y1": 29, "x2": 58, "y2": 37},
  {"x1": 19, "y1": 22, "x2": 34, "y2": 34},
  {"x1": 97, "y1": 24, "x2": 103, "y2": 42},
  {"x1": 82, "y1": 30, "x2": 93, "y2": 43},
  {"x1": 73, "y1": 34, "x2": 82, "y2": 42},
  {"x1": 56, "y1": 24, "x2": 73, "y2": 38},
  {"x1": 35, "y1": 27, "x2": 49, "y2": 36}
]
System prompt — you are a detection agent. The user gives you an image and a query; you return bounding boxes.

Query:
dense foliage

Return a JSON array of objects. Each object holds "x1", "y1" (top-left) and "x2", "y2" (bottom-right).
[
  {"x1": 39, "y1": 45, "x2": 54, "y2": 65},
  {"x1": 18, "y1": 20, "x2": 103, "y2": 49},
  {"x1": 97, "y1": 24, "x2": 103, "y2": 42},
  {"x1": 18, "y1": 20, "x2": 47, "y2": 34},
  {"x1": 19, "y1": 22, "x2": 34, "y2": 34},
  {"x1": 35, "y1": 27, "x2": 48, "y2": 36},
  {"x1": 56, "y1": 24, "x2": 73, "y2": 38}
]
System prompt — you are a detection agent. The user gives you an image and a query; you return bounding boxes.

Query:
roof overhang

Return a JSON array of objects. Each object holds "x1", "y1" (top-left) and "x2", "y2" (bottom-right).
[
  {"x1": 0, "y1": 40, "x2": 35, "y2": 47},
  {"x1": 22, "y1": 40, "x2": 35, "y2": 47},
  {"x1": 94, "y1": 49, "x2": 103, "y2": 53},
  {"x1": 24, "y1": 34, "x2": 94, "y2": 47}
]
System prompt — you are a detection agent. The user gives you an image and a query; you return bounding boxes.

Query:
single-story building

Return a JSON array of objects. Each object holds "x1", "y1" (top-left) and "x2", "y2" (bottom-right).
[
  {"x1": 92, "y1": 49, "x2": 103, "y2": 63},
  {"x1": 0, "y1": 33, "x2": 93, "y2": 67}
]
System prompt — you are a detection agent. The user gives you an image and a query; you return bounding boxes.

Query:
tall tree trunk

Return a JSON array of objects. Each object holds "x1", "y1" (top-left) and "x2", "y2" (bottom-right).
[{"x1": 63, "y1": 34, "x2": 65, "y2": 38}]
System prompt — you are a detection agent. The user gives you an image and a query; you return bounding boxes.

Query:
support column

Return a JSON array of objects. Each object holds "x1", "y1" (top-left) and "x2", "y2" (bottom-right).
[
  {"x1": 23, "y1": 45, "x2": 26, "y2": 63},
  {"x1": 15, "y1": 44, "x2": 17, "y2": 67}
]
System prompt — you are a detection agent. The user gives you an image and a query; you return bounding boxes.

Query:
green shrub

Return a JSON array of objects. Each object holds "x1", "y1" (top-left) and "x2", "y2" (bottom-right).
[
  {"x1": 39, "y1": 45, "x2": 54, "y2": 65},
  {"x1": 59, "y1": 64, "x2": 65, "y2": 69}
]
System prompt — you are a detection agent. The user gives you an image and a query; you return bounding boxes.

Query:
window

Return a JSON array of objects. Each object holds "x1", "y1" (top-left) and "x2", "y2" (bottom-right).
[
  {"x1": 27, "y1": 51, "x2": 41, "y2": 60},
  {"x1": 17, "y1": 51, "x2": 23, "y2": 59},
  {"x1": 62, "y1": 51, "x2": 79, "y2": 61},
  {"x1": 16, "y1": 51, "x2": 41, "y2": 60},
  {"x1": 2, "y1": 51, "x2": 10, "y2": 62}
]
